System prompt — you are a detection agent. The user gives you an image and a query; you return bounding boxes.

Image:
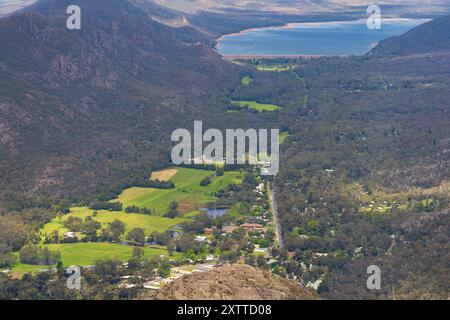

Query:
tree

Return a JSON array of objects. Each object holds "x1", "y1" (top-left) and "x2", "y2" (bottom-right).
[
  {"x1": 158, "y1": 259, "x2": 171, "y2": 278},
  {"x1": 200, "y1": 176, "x2": 212, "y2": 186},
  {"x1": 83, "y1": 220, "x2": 101, "y2": 238},
  {"x1": 0, "y1": 215, "x2": 28, "y2": 251},
  {"x1": 243, "y1": 173, "x2": 257, "y2": 185},
  {"x1": 108, "y1": 219, "x2": 126, "y2": 242},
  {"x1": 241, "y1": 241, "x2": 255, "y2": 254},
  {"x1": 94, "y1": 259, "x2": 121, "y2": 281},
  {"x1": 0, "y1": 244, "x2": 16, "y2": 268},
  {"x1": 50, "y1": 230, "x2": 60, "y2": 243},
  {"x1": 127, "y1": 228, "x2": 146, "y2": 245},
  {"x1": 169, "y1": 201, "x2": 178, "y2": 210},
  {"x1": 165, "y1": 201, "x2": 180, "y2": 218},
  {"x1": 132, "y1": 247, "x2": 144, "y2": 258},
  {"x1": 256, "y1": 255, "x2": 266, "y2": 268},
  {"x1": 127, "y1": 257, "x2": 141, "y2": 270},
  {"x1": 125, "y1": 205, "x2": 140, "y2": 213},
  {"x1": 245, "y1": 254, "x2": 256, "y2": 267},
  {"x1": 149, "y1": 231, "x2": 172, "y2": 246},
  {"x1": 216, "y1": 166, "x2": 224, "y2": 176},
  {"x1": 19, "y1": 246, "x2": 60, "y2": 265},
  {"x1": 175, "y1": 234, "x2": 199, "y2": 253},
  {"x1": 64, "y1": 216, "x2": 84, "y2": 232},
  {"x1": 89, "y1": 201, "x2": 122, "y2": 211}
]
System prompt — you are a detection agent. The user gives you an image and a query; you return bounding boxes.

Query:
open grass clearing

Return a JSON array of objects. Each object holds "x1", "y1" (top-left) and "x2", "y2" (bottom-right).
[
  {"x1": 42, "y1": 207, "x2": 187, "y2": 238},
  {"x1": 256, "y1": 65, "x2": 292, "y2": 72},
  {"x1": 280, "y1": 131, "x2": 289, "y2": 144},
  {"x1": 231, "y1": 100, "x2": 281, "y2": 112},
  {"x1": 9, "y1": 243, "x2": 172, "y2": 276},
  {"x1": 241, "y1": 76, "x2": 253, "y2": 85}
]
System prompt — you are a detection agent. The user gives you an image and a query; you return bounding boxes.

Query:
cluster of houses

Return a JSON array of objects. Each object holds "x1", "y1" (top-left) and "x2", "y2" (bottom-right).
[
  {"x1": 201, "y1": 223, "x2": 268, "y2": 238},
  {"x1": 189, "y1": 156, "x2": 272, "y2": 168},
  {"x1": 119, "y1": 263, "x2": 218, "y2": 290}
]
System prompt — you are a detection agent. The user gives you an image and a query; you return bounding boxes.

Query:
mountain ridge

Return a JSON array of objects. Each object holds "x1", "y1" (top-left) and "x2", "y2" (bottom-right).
[{"x1": 370, "y1": 13, "x2": 450, "y2": 56}]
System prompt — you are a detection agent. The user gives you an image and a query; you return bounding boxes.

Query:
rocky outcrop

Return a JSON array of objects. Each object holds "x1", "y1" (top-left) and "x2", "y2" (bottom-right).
[{"x1": 143, "y1": 264, "x2": 319, "y2": 300}]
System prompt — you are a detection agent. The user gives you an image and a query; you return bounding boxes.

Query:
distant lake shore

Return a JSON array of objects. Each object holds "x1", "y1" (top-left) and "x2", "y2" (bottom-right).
[{"x1": 217, "y1": 18, "x2": 429, "y2": 57}]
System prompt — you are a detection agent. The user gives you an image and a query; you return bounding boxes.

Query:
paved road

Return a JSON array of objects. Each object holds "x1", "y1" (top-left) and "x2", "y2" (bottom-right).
[{"x1": 268, "y1": 183, "x2": 284, "y2": 249}]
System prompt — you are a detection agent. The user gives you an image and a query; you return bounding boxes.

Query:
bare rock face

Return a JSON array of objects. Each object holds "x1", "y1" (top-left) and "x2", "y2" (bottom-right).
[{"x1": 143, "y1": 264, "x2": 319, "y2": 300}]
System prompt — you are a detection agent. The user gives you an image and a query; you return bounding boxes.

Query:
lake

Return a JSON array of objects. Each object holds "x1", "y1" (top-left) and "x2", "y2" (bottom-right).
[{"x1": 217, "y1": 19, "x2": 429, "y2": 57}]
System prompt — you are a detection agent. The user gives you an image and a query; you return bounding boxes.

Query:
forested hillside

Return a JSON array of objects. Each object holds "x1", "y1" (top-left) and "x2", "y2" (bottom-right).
[
  {"x1": 370, "y1": 14, "x2": 450, "y2": 56},
  {"x1": 271, "y1": 42, "x2": 450, "y2": 298},
  {"x1": 0, "y1": 0, "x2": 240, "y2": 209}
]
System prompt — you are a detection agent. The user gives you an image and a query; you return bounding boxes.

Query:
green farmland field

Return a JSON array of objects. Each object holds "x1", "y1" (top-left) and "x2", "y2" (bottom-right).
[
  {"x1": 9, "y1": 243, "x2": 170, "y2": 275},
  {"x1": 42, "y1": 208, "x2": 187, "y2": 237},
  {"x1": 118, "y1": 167, "x2": 242, "y2": 214},
  {"x1": 41, "y1": 167, "x2": 242, "y2": 238},
  {"x1": 231, "y1": 100, "x2": 281, "y2": 112}
]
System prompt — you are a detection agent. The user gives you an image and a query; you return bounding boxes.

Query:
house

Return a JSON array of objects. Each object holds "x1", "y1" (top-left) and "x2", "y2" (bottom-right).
[
  {"x1": 221, "y1": 225, "x2": 239, "y2": 233},
  {"x1": 82, "y1": 265, "x2": 96, "y2": 270},
  {"x1": 266, "y1": 259, "x2": 278, "y2": 266},
  {"x1": 241, "y1": 223, "x2": 266, "y2": 232},
  {"x1": 253, "y1": 245, "x2": 268, "y2": 254},
  {"x1": 204, "y1": 228, "x2": 214, "y2": 235},
  {"x1": 255, "y1": 183, "x2": 265, "y2": 192},
  {"x1": 63, "y1": 231, "x2": 76, "y2": 239},
  {"x1": 195, "y1": 236, "x2": 207, "y2": 242},
  {"x1": 143, "y1": 281, "x2": 161, "y2": 290},
  {"x1": 121, "y1": 275, "x2": 142, "y2": 280},
  {"x1": 313, "y1": 252, "x2": 330, "y2": 258},
  {"x1": 169, "y1": 230, "x2": 181, "y2": 238}
]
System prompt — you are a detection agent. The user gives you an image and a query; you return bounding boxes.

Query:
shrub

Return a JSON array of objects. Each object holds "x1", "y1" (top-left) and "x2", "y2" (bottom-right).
[{"x1": 200, "y1": 176, "x2": 212, "y2": 186}]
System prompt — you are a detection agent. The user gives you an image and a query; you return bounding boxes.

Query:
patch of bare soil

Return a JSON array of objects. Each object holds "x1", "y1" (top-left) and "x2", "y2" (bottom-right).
[{"x1": 150, "y1": 168, "x2": 178, "y2": 181}]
